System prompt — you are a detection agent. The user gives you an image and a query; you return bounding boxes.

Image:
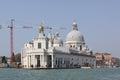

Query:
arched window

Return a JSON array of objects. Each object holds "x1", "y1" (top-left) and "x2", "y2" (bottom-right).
[
  {"x1": 73, "y1": 45, "x2": 75, "y2": 48},
  {"x1": 38, "y1": 43, "x2": 41, "y2": 48},
  {"x1": 80, "y1": 45, "x2": 82, "y2": 50},
  {"x1": 59, "y1": 44, "x2": 61, "y2": 47}
]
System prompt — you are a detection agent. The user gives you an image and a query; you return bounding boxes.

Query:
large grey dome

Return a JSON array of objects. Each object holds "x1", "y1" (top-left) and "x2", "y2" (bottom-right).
[
  {"x1": 66, "y1": 30, "x2": 84, "y2": 43},
  {"x1": 66, "y1": 22, "x2": 85, "y2": 44}
]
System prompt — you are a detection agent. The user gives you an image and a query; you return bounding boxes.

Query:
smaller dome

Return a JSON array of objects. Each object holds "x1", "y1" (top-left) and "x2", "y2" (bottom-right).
[
  {"x1": 53, "y1": 33, "x2": 63, "y2": 44},
  {"x1": 53, "y1": 37, "x2": 63, "y2": 44}
]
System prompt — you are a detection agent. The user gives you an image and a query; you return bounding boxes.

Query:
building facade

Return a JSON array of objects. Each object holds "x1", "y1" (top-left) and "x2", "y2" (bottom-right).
[
  {"x1": 111, "y1": 57, "x2": 120, "y2": 67},
  {"x1": 21, "y1": 22, "x2": 96, "y2": 69},
  {"x1": 95, "y1": 53, "x2": 111, "y2": 67}
]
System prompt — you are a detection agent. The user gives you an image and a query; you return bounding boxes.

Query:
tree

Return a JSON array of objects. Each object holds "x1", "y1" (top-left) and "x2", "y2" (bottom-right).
[
  {"x1": 14, "y1": 53, "x2": 21, "y2": 62},
  {"x1": 2, "y1": 56, "x2": 7, "y2": 63}
]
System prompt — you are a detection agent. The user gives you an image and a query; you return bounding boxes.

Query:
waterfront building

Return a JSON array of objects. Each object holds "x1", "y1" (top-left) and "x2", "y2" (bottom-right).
[
  {"x1": 95, "y1": 53, "x2": 111, "y2": 68},
  {"x1": 21, "y1": 22, "x2": 96, "y2": 69},
  {"x1": 111, "y1": 57, "x2": 120, "y2": 67}
]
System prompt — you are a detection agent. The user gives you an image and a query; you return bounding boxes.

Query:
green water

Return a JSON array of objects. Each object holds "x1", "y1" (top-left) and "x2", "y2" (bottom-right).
[{"x1": 0, "y1": 68, "x2": 120, "y2": 80}]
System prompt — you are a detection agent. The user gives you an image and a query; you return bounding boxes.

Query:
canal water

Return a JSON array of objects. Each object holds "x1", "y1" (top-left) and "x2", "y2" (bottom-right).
[{"x1": 0, "y1": 68, "x2": 120, "y2": 80}]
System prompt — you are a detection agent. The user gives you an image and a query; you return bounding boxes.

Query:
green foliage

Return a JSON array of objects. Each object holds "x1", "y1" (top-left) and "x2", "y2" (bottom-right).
[
  {"x1": 14, "y1": 53, "x2": 21, "y2": 62},
  {"x1": 0, "y1": 56, "x2": 7, "y2": 63}
]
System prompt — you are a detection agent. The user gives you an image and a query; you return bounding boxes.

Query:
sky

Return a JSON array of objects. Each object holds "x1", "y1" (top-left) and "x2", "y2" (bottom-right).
[{"x1": 0, "y1": 0, "x2": 120, "y2": 57}]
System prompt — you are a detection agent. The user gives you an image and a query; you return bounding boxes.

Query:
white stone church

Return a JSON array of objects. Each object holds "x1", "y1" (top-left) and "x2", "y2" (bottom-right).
[{"x1": 21, "y1": 22, "x2": 96, "y2": 69}]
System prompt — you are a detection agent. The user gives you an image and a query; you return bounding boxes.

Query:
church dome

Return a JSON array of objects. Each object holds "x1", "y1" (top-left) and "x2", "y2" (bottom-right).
[
  {"x1": 66, "y1": 30, "x2": 84, "y2": 43},
  {"x1": 53, "y1": 33, "x2": 63, "y2": 44},
  {"x1": 53, "y1": 37, "x2": 63, "y2": 44},
  {"x1": 66, "y1": 22, "x2": 85, "y2": 44}
]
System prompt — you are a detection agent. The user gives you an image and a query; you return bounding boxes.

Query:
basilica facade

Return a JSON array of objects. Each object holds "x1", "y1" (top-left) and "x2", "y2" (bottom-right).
[{"x1": 21, "y1": 22, "x2": 96, "y2": 69}]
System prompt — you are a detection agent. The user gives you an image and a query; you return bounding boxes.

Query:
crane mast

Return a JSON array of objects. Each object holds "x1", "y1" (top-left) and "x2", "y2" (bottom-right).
[
  {"x1": 8, "y1": 19, "x2": 15, "y2": 64},
  {"x1": 0, "y1": 19, "x2": 33, "y2": 66}
]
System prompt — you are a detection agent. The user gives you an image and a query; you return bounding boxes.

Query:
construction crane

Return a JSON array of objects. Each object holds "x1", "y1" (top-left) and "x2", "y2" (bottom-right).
[
  {"x1": 0, "y1": 20, "x2": 66, "y2": 64},
  {"x1": 43, "y1": 26, "x2": 66, "y2": 32},
  {"x1": 0, "y1": 19, "x2": 33, "y2": 64},
  {"x1": 39, "y1": 21, "x2": 67, "y2": 30}
]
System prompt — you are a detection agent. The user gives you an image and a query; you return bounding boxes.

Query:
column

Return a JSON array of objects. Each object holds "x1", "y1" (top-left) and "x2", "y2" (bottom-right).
[
  {"x1": 33, "y1": 55, "x2": 35, "y2": 68},
  {"x1": 39, "y1": 55, "x2": 41, "y2": 67},
  {"x1": 40, "y1": 55, "x2": 42, "y2": 67},
  {"x1": 28, "y1": 55, "x2": 31, "y2": 68},
  {"x1": 30, "y1": 55, "x2": 31, "y2": 67},
  {"x1": 27, "y1": 55, "x2": 29, "y2": 68},
  {"x1": 44, "y1": 55, "x2": 46, "y2": 67},
  {"x1": 52, "y1": 55, "x2": 54, "y2": 68}
]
